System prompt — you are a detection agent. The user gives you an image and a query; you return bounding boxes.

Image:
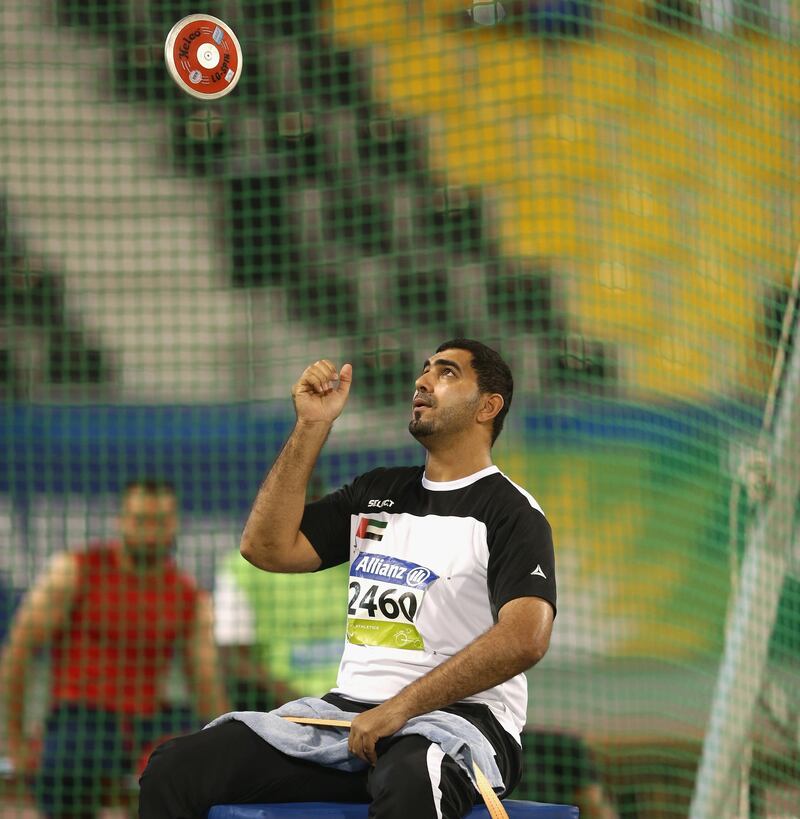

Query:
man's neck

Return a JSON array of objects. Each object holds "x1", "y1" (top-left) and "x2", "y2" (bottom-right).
[
  {"x1": 118, "y1": 545, "x2": 170, "y2": 576},
  {"x1": 422, "y1": 441, "x2": 493, "y2": 483}
]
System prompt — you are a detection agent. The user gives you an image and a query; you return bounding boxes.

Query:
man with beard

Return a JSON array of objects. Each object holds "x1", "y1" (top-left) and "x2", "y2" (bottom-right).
[
  {"x1": 139, "y1": 339, "x2": 557, "y2": 819},
  {"x1": 0, "y1": 479, "x2": 229, "y2": 818}
]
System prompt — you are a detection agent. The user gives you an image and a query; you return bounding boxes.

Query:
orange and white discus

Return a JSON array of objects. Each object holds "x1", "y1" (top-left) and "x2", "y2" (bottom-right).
[{"x1": 164, "y1": 14, "x2": 243, "y2": 100}]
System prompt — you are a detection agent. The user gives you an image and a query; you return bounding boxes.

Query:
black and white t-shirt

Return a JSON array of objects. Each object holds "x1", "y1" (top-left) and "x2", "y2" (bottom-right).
[{"x1": 300, "y1": 464, "x2": 556, "y2": 740}]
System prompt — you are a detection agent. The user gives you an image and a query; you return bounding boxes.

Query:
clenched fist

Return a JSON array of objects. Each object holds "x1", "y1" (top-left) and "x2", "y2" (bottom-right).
[{"x1": 291, "y1": 360, "x2": 353, "y2": 425}]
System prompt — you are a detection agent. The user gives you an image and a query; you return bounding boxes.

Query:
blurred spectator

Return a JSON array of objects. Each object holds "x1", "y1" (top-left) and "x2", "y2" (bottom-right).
[
  {"x1": 0, "y1": 478, "x2": 230, "y2": 818},
  {"x1": 449, "y1": 1, "x2": 594, "y2": 37},
  {"x1": 213, "y1": 551, "x2": 619, "y2": 818},
  {"x1": 0, "y1": 571, "x2": 18, "y2": 646},
  {"x1": 647, "y1": 0, "x2": 700, "y2": 32},
  {"x1": 523, "y1": 0, "x2": 595, "y2": 37},
  {"x1": 518, "y1": 731, "x2": 619, "y2": 819},
  {"x1": 213, "y1": 470, "x2": 351, "y2": 710},
  {"x1": 492, "y1": 0, "x2": 594, "y2": 37},
  {"x1": 214, "y1": 551, "x2": 351, "y2": 711},
  {"x1": 699, "y1": 0, "x2": 792, "y2": 36}
]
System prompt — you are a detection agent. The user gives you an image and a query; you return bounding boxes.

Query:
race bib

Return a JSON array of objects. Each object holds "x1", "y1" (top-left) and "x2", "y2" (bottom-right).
[{"x1": 346, "y1": 551, "x2": 438, "y2": 651}]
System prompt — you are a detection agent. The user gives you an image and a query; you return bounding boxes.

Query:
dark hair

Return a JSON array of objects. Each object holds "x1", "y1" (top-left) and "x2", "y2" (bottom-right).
[
  {"x1": 123, "y1": 478, "x2": 176, "y2": 497},
  {"x1": 436, "y1": 338, "x2": 513, "y2": 445}
]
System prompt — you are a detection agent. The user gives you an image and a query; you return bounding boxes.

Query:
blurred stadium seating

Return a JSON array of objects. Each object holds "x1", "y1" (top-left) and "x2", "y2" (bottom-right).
[{"x1": 2, "y1": 0, "x2": 795, "y2": 403}]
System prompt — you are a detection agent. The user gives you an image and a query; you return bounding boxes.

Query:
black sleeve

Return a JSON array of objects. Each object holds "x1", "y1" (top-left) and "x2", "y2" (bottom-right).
[
  {"x1": 300, "y1": 474, "x2": 364, "y2": 569},
  {"x1": 487, "y1": 504, "x2": 557, "y2": 617}
]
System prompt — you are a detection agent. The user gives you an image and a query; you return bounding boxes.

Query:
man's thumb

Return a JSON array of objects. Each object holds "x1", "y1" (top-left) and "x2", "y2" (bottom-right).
[{"x1": 338, "y1": 363, "x2": 353, "y2": 393}]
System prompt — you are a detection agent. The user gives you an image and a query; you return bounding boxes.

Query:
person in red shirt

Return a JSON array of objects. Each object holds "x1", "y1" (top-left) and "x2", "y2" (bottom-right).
[{"x1": 0, "y1": 478, "x2": 230, "y2": 818}]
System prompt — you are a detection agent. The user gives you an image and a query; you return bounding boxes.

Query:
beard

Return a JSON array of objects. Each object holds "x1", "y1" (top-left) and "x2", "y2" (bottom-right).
[
  {"x1": 408, "y1": 396, "x2": 480, "y2": 442},
  {"x1": 408, "y1": 415, "x2": 436, "y2": 438}
]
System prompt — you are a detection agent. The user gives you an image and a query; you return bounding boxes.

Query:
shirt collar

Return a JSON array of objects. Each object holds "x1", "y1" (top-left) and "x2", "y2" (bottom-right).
[{"x1": 421, "y1": 464, "x2": 499, "y2": 492}]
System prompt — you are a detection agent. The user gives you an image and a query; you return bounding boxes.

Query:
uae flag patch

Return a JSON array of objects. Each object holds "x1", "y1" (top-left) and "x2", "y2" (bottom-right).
[{"x1": 356, "y1": 517, "x2": 387, "y2": 541}]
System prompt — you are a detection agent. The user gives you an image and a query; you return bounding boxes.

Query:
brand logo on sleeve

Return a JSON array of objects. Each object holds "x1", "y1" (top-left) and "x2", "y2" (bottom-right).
[{"x1": 530, "y1": 564, "x2": 547, "y2": 579}]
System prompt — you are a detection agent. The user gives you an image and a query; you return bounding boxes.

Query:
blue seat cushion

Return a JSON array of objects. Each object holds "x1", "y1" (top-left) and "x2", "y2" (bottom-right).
[{"x1": 208, "y1": 801, "x2": 578, "y2": 818}]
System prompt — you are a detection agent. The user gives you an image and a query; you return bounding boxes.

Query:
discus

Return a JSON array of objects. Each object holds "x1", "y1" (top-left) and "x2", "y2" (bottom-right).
[{"x1": 164, "y1": 14, "x2": 243, "y2": 100}]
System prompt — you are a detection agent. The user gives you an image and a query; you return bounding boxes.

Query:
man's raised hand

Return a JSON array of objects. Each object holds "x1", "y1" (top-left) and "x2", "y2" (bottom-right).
[{"x1": 291, "y1": 360, "x2": 353, "y2": 425}]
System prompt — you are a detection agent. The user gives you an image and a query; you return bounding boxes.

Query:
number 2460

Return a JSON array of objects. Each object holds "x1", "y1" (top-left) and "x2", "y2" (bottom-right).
[{"x1": 348, "y1": 581, "x2": 418, "y2": 621}]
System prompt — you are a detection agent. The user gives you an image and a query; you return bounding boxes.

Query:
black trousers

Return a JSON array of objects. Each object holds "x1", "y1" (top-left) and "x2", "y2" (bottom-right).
[{"x1": 138, "y1": 694, "x2": 521, "y2": 819}]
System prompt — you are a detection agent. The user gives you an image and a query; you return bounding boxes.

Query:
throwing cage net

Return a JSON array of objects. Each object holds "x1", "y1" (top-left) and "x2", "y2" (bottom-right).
[{"x1": 0, "y1": 1, "x2": 798, "y2": 817}]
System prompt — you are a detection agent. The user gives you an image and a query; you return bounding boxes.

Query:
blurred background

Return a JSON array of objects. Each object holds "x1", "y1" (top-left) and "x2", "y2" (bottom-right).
[{"x1": 0, "y1": 0, "x2": 799, "y2": 817}]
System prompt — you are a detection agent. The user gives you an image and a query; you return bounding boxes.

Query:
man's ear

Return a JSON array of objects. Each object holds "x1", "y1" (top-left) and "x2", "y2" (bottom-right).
[{"x1": 477, "y1": 393, "x2": 504, "y2": 424}]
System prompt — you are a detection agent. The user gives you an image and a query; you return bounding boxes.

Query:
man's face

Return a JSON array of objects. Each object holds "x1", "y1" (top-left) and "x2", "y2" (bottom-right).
[
  {"x1": 118, "y1": 488, "x2": 179, "y2": 563},
  {"x1": 408, "y1": 348, "x2": 482, "y2": 442}
]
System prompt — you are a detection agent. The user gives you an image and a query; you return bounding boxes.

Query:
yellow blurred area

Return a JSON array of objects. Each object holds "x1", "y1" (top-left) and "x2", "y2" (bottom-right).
[
  {"x1": 498, "y1": 444, "x2": 725, "y2": 658},
  {"x1": 328, "y1": 0, "x2": 800, "y2": 401}
]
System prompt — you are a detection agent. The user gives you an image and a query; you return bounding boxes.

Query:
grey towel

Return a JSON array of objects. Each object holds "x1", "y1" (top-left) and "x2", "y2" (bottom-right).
[{"x1": 205, "y1": 697, "x2": 504, "y2": 791}]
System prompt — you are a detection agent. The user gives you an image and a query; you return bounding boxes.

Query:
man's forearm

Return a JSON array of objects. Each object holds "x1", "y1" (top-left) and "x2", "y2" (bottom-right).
[
  {"x1": 188, "y1": 640, "x2": 232, "y2": 720},
  {"x1": 346, "y1": 609, "x2": 550, "y2": 764},
  {"x1": 221, "y1": 646, "x2": 300, "y2": 705},
  {"x1": 0, "y1": 646, "x2": 29, "y2": 747},
  {"x1": 391, "y1": 620, "x2": 545, "y2": 720},
  {"x1": 240, "y1": 420, "x2": 332, "y2": 566},
  {"x1": 194, "y1": 679, "x2": 231, "y2": 722}
]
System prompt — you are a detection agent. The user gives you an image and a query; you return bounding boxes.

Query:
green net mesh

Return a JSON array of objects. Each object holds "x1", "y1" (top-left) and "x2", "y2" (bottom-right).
[{"x1": 1, "y1": 1, "x2": 799, "y2": 817}]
